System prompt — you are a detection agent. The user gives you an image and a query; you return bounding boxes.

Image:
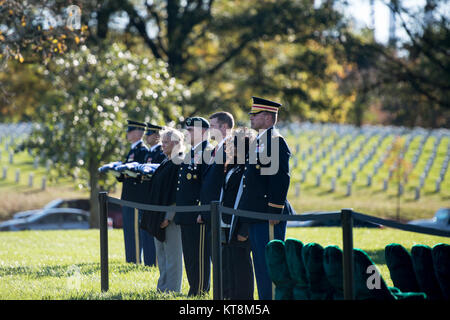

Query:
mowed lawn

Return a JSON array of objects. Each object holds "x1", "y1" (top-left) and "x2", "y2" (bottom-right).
[{"x1": 0, "y1": 227, "x2": 448, "y2": 300}]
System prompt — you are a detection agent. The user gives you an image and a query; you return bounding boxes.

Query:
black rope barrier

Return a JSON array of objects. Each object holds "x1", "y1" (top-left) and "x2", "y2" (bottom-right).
[
  {"x1": 108, "y1": 196, "x2": 211, "y2": 212},
  {"x1": 98, "y1": 191, "x2": 450, "y2": 300},
  {"x1": 219, "y1": 206, "x2": 341, "y2": 222},
  {"x1": 352, "y1": 211, "x2": 450, "y2": 238}
]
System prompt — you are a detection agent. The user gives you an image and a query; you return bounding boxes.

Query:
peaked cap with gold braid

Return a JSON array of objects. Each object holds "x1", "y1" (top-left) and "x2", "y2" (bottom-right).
[{"x1": 248, "y1": 96, "x2": 282, "y2": 115}]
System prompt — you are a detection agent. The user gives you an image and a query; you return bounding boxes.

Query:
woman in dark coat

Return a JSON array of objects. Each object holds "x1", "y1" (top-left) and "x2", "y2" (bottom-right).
[
  {"x1": 220, "y1": 128, "x2": 256, "y2": 300},
  {"x1": 140, "y1": 128, "x2": 185, "y2": 293}
]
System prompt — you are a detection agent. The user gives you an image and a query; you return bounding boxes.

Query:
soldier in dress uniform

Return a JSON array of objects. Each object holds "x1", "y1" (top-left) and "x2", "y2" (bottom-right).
[
  {"x1": 136, "y1": 123, "x2": 168, "y2": 266},
  {"x1": 232, "y1": 97, "x2": 293, "y2": 300},
  {"x1": 174, "y1": 116, "x2": 213, "y2": 296},
  {"x1": 144, "y1": 123, "x2": 167, "y2": 164},
  {"x1": 116, "y1": 120, "x2": 155, "y2": 265}
]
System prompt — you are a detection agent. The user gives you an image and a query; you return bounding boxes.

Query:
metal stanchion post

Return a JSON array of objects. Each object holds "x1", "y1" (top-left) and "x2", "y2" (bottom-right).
[
  {"x1": 99, "y1": 191, "x2": 109, "y2": 292},
  {"x1": 341, "y1": 208, "x2": 354, "y2": 300},
  {"x1": 210, "y1": 201, "x2": 222, "y2": 300}
]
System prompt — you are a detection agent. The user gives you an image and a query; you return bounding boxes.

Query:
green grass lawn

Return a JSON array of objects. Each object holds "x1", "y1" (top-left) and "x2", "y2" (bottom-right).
[{"x1": 0, "y1": 228, "x2": 448, "y2": 300}]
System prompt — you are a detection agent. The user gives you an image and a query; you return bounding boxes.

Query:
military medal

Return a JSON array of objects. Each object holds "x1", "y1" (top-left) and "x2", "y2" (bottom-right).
[
  {"x1": 186, "y1": 173, "x2": 192, "y2": 180},
  {"x1": 193, "y1": 174, "x2": 197, "y2": 179}
]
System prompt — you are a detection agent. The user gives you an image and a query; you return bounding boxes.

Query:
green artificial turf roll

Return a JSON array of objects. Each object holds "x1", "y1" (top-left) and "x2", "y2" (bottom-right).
[
  {"x1": 284, "y1": 238, "x2": 310, "y2": 300},
  {"x1": 431, "y1": 243, "x2": 450, "y2": 300},
  {"x1": 411, "y1": 244, "x2": 443, "y2": 300},
  {"x1": 302, "y1": 242, "x2": 334, "y2": 300},
  {"x1": 265, "y1": 240, "x2": 294, "y2": 300},
  {"x1": 323, "y1": 245, "x2": 344, "y2": 300},
  {"x1": 354, "y1": 248, "x2": 426, "y2": 300},
  {"x1": 385, "y1": 243, "x2": 421, "y2": 293},
  {"x1": 354, "y1": 248, "x2": 394, "y2": 300}
]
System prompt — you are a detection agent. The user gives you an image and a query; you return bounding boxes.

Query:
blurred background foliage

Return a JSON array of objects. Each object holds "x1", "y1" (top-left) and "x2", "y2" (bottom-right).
[
  {"x1": 1, "y1": 0, "x2": 448, "y2": 127},
  {"x1": 20, "y1": 43, "x2": 189, "y2": 226}
]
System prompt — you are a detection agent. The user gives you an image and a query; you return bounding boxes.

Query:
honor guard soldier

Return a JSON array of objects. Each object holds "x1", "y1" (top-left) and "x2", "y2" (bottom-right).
[
  {"x1": 144, "y1": 123, "x2": 167, "y2": 164},
  {"x1": 117, "y1": 120, "x2": 155, "y2": 265},
  {"x1": 134, "y1": 122, "x2": 168, "y2": 266},
  {"x1": 232, "y1": 97, "x2": 293, "y2": 300},
  {"x1": 174, "y1": 117, "x2": 213, "y2": 296}
]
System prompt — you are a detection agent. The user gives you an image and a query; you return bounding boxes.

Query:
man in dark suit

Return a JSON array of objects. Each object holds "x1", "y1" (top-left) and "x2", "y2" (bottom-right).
[
  {"x1": 232, "y1": 97, "x2": 292, "y2": 300},
  {"x1": 196, "y1": 112, "x2": 234, "y2": 297},
  {"x1": 174, "y1": 117, "x2": 213, "y2": 296},
  {"x1": 198, "y1": 111, "x2": 235, "y2": 224},
  {"x1": 144, "y1": 123, "x2": 166, "y2": 164},
  {"x1": 117, "y1": 120, "x2": 155, "y2": 264}
]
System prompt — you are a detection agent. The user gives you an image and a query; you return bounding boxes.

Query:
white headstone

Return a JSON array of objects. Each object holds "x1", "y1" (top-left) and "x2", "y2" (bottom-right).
[
  {"x1": 414, "y1": 187, "x2": 420, "y2": 200},
  {"x1": 295, "y1": 182, "x2": 300, "y2": 197},
  {"x1": 15, "y1": 169, "x2": 20, "y2": 183},
  {"x1": 41, "y1": 176, "x2": 47, "y2": 190},
  {"x1": 367, "y1": 175, "x2": 372, "y2": 187},
  {"x1": 28, "y1": 173, "x2": 34, "y2": 187},
  {"x1": 383, "y1": 179, "x2": 388, "y2": 191},
  {"x1": 346, "y1": 182, "x2": 352, "y2": 196}
]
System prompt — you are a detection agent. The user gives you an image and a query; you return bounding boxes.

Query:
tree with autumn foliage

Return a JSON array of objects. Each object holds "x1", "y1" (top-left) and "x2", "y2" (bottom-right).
[
  {"x1": 0, "y1": 0, "x2": 88, "y2": 65},
  {"x1": 24, "y1": 43, "x2": 190, "y2": 227}
]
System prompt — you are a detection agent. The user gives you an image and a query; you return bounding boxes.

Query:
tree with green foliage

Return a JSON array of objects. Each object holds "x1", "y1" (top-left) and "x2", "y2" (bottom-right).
[{"x1": 25, "y1": 43, "x2": 190, "y2": 227}]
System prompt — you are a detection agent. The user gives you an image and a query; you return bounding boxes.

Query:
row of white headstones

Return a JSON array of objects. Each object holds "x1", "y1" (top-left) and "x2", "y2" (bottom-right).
[{"x1": 280, "y1": 122, "x2": 450, "y2": 198}]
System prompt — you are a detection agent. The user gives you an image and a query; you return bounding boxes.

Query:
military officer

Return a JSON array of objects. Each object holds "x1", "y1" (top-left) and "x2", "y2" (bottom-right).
[
  {"x1": 144, "y1": 123, "x2": 166, "y2": 164},
  {"x1": 174, "y1": 116, "x2": 213, "y2": 296},
  {"x1": 117, "y1": 120, "x2": 154, "y2": 265},
  {"x1": 232, "y1": 97, "x2": 292, "y2": 300}
]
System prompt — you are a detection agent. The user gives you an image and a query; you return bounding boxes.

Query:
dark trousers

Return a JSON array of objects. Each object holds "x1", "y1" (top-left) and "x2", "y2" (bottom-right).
[
  {"x1": 249, "y1": 221, "x2": 287, "y2": 300},
  {"x1": 122, "y1": 206, "x2": 156, "y2": 266},
  {"x1": 222, "y1": 228, "x2": 254, "y2": 300},
  {"x1": 179, "y1": 223, "x2": 211, "y2": 296}
]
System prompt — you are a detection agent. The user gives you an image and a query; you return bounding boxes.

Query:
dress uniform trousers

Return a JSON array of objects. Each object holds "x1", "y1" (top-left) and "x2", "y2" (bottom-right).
[
  {"x1": 122, "y1": 206, "x2": 156, "y2": 266},
  {"x1": 120, "y1": 140, "x2": 157, "y2": 266},
  {"x1": 249, "y1": 221, "x2": 286, "y2": 300},
  {"x1": 175, "y1": 140, "x2": 213, "y2": 296},
  {"x1": 180, "y1": 223, "x2": 211, "y2": 296}
]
